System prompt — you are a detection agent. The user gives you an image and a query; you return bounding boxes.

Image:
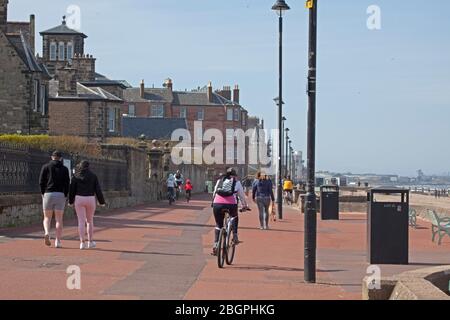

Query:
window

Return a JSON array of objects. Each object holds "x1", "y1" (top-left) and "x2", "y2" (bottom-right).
[
  {"x1": 108, "y1": 108, "x2": 116, "y2": 132},
  {"x1": 50, "y1": 42, "x2": 57, "y2": 61},
  {"x1": 242, "y1": 113, "x2": 246, "y2": 126},
  {"x1": 151, "y1": 104, "x2": 164, "y2": 118},
  {"x1": 227, "y1": 107, "x2": 233, "y2": 121},
  {"x1": 197, "y1": 108, "x2": 204, "y2": 121},
  {"x1": 234, "y1": 109, "x2": 240, "y2": 121},
  {"x1": 40, "y1": 84, "x2": 46, "y2": 115},
  {"x1": 33, "y1": 80, "x2": 39, "y2": 112},
  {"x1": 58, "y1": 42, "x2": 65, "y2": 61},
  {"x1": 128, "y1": 104, "x2": 135, "y2": 117},
  {"x1": 179, "y1": 107, "x2": 187, "y2": 119},
  {"x1": 67, "y1": 42, "x2": 73, "y2": 61}
]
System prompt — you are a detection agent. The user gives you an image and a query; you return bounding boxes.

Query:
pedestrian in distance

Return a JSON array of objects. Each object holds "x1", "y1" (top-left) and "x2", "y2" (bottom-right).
[
  {"x1": 253, "y1": 172, "x2": 275, "y2": 230},
  {"x1": 185, "y1": 179, "x2": 193, "y2": 203},
  {"x1": 167, "y1": 174, "x2": 176, "y2": 204},
  {"x1": 69, "y1": 161, "x2": 106, "y2": 250},
  {"x1": 39, "y1": 150, "x2": 70, "y2": 248}
]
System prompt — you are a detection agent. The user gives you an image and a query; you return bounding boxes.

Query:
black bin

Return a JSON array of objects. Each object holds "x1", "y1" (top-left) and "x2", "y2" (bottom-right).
[
  {"x1": 320, "y1": 185, "x2": 339, "y2": 220},
  {"x1": 367, "y1": 188, "x2": 409, "y2": 265}
]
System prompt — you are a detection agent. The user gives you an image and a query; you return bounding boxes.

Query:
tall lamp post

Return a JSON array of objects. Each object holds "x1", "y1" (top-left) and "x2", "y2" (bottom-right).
[
  {"x1": 289, "y1": 140, "x2": 294, "y2": 181},
  {"x1": 272, "y1": 0, "x2": 290, "y2": 220},
  {"x1": 285, "y1": 128, "x2": 290, "y2": 177},
  {"x1": 305, "y1": 0, "x2": 318, "y2": 283}
]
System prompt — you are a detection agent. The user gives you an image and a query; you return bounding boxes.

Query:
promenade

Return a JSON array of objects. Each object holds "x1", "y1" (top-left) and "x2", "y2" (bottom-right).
[{"x1": 0, "y1": 194, "x2": 449, "y2": 300}]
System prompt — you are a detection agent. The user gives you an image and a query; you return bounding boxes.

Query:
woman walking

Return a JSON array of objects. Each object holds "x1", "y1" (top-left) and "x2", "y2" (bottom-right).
[
  {"x1": 252, "y1": 172, "x2": 275, "y2": 230},
  {"x1": 69, "y1": 161, "x2": 106, "y2": 250}
]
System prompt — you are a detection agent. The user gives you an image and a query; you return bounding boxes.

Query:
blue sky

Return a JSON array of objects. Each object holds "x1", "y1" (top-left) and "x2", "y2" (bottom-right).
[{"x1": 8, "y1": 0, "x2": 450, "y2": 176}]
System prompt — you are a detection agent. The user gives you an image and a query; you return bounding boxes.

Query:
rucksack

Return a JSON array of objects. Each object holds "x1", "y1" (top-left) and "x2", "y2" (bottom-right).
[{"x1": 216, "y1": 177, "x2": 236, "y2": 197}]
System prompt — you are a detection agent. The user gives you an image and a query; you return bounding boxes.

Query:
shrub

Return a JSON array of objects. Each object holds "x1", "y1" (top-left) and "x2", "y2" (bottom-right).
[{"x1": 0, "y1": 135, "x2": 102, "y2": 158}]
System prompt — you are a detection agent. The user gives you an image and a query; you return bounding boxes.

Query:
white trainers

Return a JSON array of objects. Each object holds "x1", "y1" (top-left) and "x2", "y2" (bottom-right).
[
  {"x1": 55, "y1": 239, "x2": 62, "y2": 248},
  {"x1": 80, "y1": 242, "x2": 87, "y2": 250},
  {"x1": 88, "y1": 241, "x2": 96, "y2": 249}
]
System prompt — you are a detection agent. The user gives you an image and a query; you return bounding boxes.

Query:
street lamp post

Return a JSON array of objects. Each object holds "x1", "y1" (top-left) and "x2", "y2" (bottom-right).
[
  {"x1": 289, "y1": 140, "x2": 294, "y2": 180},
  {"x1": 305, "y1": 0, "x2": 318, "y2": 283},
  {"x1": 272, "y1": 0, "x2": 290, "y2": 220},
  {"x1": 285, "y1": 128, "x2": 290, "y2": 177}
]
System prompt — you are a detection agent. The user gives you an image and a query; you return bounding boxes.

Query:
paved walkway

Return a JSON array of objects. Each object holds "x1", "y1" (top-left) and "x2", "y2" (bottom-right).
[{"x1": 0, "y1": 194, "x2": 449, "y2": 300}]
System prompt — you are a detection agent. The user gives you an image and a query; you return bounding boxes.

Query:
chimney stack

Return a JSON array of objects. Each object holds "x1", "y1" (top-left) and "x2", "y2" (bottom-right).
[
  {"x1": 164, "y1": 78, "x2": 173, "y2": 91},
  {"x1": 217, "y1": 86, "x2": 231, "y2": 100},
  {"x1": 140, "y1": 80, "x2": 145, "y2": 99},
  {"x1": 57, "y1": 66, "x2": 77, "y2": 96},
  {"x1": 207, "y1": 81, "x2": 213, "y2": 103},
  {"x1": 0, "y1": 0, "x2": 8, "y2": 34},
  {"x1": 29, "y1": 14, "x2": 35, "y2": 54},
  {"x1": 233, "y1": 85, "x2": 240, "y2": 104}
]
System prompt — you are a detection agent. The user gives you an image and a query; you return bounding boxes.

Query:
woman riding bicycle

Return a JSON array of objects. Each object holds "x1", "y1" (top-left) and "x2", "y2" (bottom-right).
[{"x1": 211, "y1": 168, "x2": 248, "y2": 255}]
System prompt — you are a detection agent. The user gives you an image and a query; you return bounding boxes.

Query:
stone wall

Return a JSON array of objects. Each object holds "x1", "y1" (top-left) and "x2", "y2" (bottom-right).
[
  {"x1": 0, "y1": 185, "x2": 160, "y2": 228},
  {"x1": 0, "y1": 144, "x2": 163, "y2": 228}
]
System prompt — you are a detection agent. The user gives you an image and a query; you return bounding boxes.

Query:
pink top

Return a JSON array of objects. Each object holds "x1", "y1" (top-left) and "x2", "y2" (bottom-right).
[{"x1": 213, "y1": 194, "x2": 237, "y2": 205}]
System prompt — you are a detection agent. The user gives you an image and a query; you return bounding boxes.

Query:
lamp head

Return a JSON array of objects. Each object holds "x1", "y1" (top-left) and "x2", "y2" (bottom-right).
[{"x1": 271, "y1": 0, "x2": 290, "y2": 17}]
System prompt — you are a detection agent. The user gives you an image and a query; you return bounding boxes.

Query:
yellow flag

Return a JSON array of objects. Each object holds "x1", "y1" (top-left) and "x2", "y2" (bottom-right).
[{"x1": 306, "y1": 0, "x2": 314, "y2": 9}]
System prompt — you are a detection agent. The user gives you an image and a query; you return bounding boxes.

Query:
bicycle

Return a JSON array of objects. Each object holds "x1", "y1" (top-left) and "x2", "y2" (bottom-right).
[
  {"x1": 168, "y1": 188, "x2": 175, "y2": 205},
  {"x1": 283, "y1": 190, "x2": 293, "y2": 206},
  {"x1": 216, "y1": 207, "x2": 251, "y2": 268}
]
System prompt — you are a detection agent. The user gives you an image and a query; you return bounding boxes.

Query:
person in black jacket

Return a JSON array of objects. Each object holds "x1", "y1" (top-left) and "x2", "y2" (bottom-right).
[
  {"x1": 69, "y1": 161, "x2": 106, "y2": 250},
  {"x1": 39, "y1": 151, "x2": 70, "y2": 248}
]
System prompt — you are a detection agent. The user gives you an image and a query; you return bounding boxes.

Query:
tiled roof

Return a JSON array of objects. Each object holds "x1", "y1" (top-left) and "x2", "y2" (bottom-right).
[
  {"x1": 81, "y1": 79, "x2": 131, "y2": 89},
  {"x1": 40, "y1": 22, "x2": 87, "y2": 38},
  {"x1": 124, "y1": 88, "x2": 174, "y2": 103},
  {"x1": 172, "y1": 91, "x2": 236, "y2": 107},
  {"x1": 122, "y1": 117, "x2": 188, "y2": 140},
  {"x1": 50, "y1": 83, "x2": 123, "y2": 102}
]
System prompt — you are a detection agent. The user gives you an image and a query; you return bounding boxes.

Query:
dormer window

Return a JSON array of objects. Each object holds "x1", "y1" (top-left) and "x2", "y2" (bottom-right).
[
  {"x1": 50, "y1": 42, "x2": 57, "y2": 61},
  {"x1": 58, "y1": 42, "x2": 65, "y2": 61}
]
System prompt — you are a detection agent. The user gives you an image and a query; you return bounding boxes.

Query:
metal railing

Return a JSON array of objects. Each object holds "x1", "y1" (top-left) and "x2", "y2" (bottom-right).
[{"x1": 0, "y1": 142, "x2": 128, "y2": 194}]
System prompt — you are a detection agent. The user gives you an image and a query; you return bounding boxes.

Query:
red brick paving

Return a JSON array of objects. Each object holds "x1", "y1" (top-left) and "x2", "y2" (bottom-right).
[{"x1": 0, "y1": 194, "x2": 449, "y2": 300}]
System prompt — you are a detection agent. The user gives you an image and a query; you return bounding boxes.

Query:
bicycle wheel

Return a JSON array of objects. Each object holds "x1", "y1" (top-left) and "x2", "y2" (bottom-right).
[
  {"x1": 225, "y1": 222, "x2": 236, "y2": 265},
  {"x1": 217, "y1": 228, "x2": 227, "y2": 268}
]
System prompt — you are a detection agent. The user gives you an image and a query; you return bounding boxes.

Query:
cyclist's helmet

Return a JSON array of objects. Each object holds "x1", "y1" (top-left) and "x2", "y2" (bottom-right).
[{"x1": 226, "y1": 167, "x2": 237, "y2": 177}]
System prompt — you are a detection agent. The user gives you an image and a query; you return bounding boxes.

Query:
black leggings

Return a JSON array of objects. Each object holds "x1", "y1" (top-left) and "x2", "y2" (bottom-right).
[{"x1": 213, "y1": 204, "x2": 239, "y2": 243}]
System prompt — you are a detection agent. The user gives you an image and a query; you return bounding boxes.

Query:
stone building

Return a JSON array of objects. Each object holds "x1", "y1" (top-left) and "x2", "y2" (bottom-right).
[
  {"x1": 0, "y1": 0, "x2": 50, "y2": 134},
  {"x1": 123, "y1": 79, "x2": 250, "y2": 179},
  {"x1": 49, "y1": 82, "x2": 122, "y2": 140},
  {"x1": 39, "y1": 17, "x2": 127, "y2": 140}
]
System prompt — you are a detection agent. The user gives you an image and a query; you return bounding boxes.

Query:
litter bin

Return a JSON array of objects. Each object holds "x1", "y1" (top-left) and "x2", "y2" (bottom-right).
[
  {"x1": 320, "y1": 185, "x2": 339, "y2": 220},
  {"x1": 367, "y1": 188, "x2": 409, "y2": 265}
]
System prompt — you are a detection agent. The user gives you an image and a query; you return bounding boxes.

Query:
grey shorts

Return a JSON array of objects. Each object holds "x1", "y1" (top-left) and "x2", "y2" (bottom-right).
[{"x1": 43, "y1": 192, "x2": 66, "y2": 211}]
